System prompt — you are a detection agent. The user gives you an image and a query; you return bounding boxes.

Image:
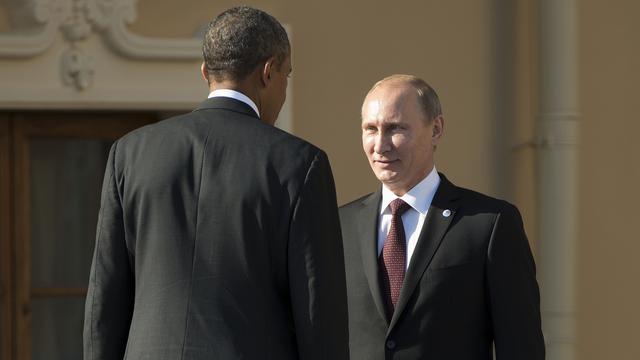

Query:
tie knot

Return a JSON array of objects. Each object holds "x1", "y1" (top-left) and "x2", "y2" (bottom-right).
[{"x1": 389, "y1": 198, "x2": 410, "y2": 216}]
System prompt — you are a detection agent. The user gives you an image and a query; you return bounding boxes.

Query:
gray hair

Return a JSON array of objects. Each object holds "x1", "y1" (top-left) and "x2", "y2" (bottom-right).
[
  {"x1": 368, "y1": 74, "x2": 443, "y2": 121},
  {"x1": 203, "y1": 6, "x2": 290, "y2": 82}
]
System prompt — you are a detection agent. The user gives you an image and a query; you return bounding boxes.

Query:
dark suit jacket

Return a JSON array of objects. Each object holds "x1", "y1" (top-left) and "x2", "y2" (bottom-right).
[
  {"x1": 83, "y1": 97, "x2": 349, "y2": 360},
  {"x1": 339, "y1": 174, "x2": 544, "y2": 360}
]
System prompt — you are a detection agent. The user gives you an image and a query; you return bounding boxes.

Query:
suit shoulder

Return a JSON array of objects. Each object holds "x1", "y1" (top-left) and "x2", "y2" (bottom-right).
[
  {"x1": 453, "y1": 185, "x2": 521, "y2": 216},
  {"x1": 266, "y1": 124, "x2": 322, "y2": 156},
  {"x1": 340, "y1": 192, "x2": 374, "y2": 209},
  {"x1": 197, "y1": 106, "x2": 323, "y2": 158},
  {"x1": 249, "y1": 123, "x2": 325, "y2": 171},
  {"x1": 339, "y1": 192, "x2": 376, "y2": 217},
  {"x1": 116, "y1": 112, "x2": 193, "y2": 144}
]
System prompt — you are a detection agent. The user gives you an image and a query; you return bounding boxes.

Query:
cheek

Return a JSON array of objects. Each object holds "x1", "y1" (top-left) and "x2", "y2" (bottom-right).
[
  {"x1": 390, "y1": 134, "x2": 409, "y2": 150},
  {"x1": 362, "y1": 134, "x2": 372, "y2": 150},
  {"x1": 411, "y1": 140, "x2": 431, "y2": 162}
]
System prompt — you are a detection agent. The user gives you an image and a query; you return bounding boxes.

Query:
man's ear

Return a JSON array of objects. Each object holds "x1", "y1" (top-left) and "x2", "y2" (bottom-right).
[
  {"x1": 200, "y1": 62, "x2": 209, "y2": 83},
  {"x1": 261, "y1": 57, "x2": 276, "y2": 86},
  {"x1": 431, "y1": 115, "x2": 444, "y2": 143}
]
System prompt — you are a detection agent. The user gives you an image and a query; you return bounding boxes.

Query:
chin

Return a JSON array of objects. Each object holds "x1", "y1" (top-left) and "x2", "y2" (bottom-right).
[{"x1": 375, "y1": 171, "x2": 397, "y2": 184}]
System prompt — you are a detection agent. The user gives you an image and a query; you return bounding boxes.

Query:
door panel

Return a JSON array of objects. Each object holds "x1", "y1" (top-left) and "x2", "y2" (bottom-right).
[
  {"x1": 29, "y1": 139, "x2": 111, "y2": 290},
  {"x1": 31, "y1": 297, "x2": 85, "y2": 360},
  {"x1": 28, "y1": 138, "x2": 111, "y2": 359}
]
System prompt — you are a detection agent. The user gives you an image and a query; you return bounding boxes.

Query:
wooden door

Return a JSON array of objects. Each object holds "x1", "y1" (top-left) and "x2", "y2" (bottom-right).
[{"x1": 1, "y1": 112, "x2": 156, "y2": 360}]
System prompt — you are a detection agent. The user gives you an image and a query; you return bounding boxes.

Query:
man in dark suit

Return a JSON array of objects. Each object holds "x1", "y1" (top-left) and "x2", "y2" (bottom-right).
[
  {"x1": 340, "y1": 74, "x2": 545, "y2": 359},
  {"x1": 83, "y1": 6, "x2": 348, "y2": 360}
]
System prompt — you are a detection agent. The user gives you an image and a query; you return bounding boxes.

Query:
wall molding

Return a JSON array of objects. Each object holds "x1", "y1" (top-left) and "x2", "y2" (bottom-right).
[
  {"x1": 0, "y1": 2, "x2": 293, "y2": 132},
  {"x1": 103, "y1": 17, "x2": 201, "y2": 60},
  {"x1": 0, "y1": 0, "x2": 201, "y2": 62}
]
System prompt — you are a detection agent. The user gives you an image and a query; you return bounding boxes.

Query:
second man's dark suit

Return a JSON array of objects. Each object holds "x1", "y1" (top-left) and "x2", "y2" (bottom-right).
[
  {"x1": 339, "y1": 174, "x2": 545, "y2": 360},
  {"x1": 83, "y1": 97, "x2": 349, "y2": 360}
]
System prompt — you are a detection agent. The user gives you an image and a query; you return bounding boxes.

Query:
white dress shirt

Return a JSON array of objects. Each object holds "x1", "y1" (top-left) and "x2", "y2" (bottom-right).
[
  {"x1": 208, "y1": 89, "x2": 260, "y2": 118},
  {"x1": 378, "y1": 167, "x2": 441, "y2": 269}
]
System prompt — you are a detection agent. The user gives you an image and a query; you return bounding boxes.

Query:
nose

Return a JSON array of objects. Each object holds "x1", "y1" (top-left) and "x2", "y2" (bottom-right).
[{"x1": 373, "y1": 132, "x2": 390, "y2": 155}]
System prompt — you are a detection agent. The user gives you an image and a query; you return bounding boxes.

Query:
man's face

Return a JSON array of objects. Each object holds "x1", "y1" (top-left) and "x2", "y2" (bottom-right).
[
  {"x1": 262, "y1": 55, "x2": 291, "y2": 125},
  {"x1": 361, "y1": 83, "x2": 442, "y2": 195}
]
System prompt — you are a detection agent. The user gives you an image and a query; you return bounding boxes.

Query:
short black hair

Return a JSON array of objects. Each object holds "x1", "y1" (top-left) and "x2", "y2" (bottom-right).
[{"x1": 203, "y1": 6, "x2": 290, "y2": 82}]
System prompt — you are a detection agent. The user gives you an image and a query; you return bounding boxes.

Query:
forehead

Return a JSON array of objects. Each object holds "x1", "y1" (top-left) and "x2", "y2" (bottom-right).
[{"x1": 361, "y1": 84, "x2": 419, "y2": 123}]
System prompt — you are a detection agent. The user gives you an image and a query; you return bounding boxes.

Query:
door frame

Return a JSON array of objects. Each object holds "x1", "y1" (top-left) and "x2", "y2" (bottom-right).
[{"x1": 1, "y1": 115, "x2": 13, "y2": 360}]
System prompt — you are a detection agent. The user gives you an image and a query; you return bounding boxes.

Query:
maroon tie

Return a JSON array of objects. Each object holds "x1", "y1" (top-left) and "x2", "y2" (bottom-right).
[{"x1": 379, "y1": 198, "x2": 411, "y2": 319}]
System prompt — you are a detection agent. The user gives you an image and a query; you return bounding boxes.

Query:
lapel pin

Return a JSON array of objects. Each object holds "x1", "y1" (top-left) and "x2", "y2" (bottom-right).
[{"x1": 442, "y1": 209, "x2": 451, "y2": 217}]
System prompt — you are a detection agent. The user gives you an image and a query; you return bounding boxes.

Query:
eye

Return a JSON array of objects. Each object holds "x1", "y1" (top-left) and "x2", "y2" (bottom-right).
[{"x1": 362, "y1": 125, "x2": 377, "y2": 133}]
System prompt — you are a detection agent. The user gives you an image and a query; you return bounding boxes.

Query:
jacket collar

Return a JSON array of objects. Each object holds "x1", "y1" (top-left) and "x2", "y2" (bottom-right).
[{"x1": 193, "y1": 96, "x2": 260, "y2": 119}]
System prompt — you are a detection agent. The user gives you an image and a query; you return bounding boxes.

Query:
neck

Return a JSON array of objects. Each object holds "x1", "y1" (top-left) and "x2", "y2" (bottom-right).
[
  {"x1": 209, "y1": 74, "x2": 262, "y2": 113},
  {"x1": 210, "y1": 83, "x2": 257, "y2": 102}
]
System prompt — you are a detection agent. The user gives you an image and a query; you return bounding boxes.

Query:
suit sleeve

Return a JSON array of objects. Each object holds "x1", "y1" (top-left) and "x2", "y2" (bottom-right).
[
  {"x1": 486, "y1": 203, "x2": 545, "y2": 360},
  {"x1": 288, "y1": 150, "x2": 349, "y2": 360},
  {"x1": 83, "y1": 141, "x2": 134, "y2": 360}
]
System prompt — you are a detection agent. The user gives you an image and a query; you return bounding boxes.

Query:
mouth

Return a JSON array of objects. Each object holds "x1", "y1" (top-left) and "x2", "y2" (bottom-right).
[{"x1": 373, "y1": 159, "x2": 398, "y2": 168}]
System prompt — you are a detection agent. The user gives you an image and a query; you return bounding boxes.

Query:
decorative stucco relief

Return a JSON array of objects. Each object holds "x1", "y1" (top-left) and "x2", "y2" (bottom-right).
[{"x1": 0, "y1": 0, "x2": 201, "y2": 90}]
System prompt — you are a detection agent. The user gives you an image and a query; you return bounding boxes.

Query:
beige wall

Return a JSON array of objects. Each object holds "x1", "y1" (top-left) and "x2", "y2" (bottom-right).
[
  {"x1": 578, "y1": 1, "x2": 640, "y2": 359},
  {"x1": 131, "y1": 0, "x2": 286, "y2": 38}
]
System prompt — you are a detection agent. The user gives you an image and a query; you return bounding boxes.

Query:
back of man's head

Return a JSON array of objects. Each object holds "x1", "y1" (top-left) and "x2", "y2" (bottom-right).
[{"x1": 203, "y1": 6, "x2": 290, "y2": 83}]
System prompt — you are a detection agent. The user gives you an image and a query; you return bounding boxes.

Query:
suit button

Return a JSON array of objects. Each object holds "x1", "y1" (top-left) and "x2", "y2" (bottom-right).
[{"x1": 386, "y1": 339, "x2": 396, "y2": 350}]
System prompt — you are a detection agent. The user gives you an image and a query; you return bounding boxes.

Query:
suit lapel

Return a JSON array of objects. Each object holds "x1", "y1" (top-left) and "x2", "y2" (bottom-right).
[
  {"x1": 357, "y1": 191, "x2": 389, "y2": 323},
  {"x1": 388, "y1": 174, "x2": 461, "y2": 332}
]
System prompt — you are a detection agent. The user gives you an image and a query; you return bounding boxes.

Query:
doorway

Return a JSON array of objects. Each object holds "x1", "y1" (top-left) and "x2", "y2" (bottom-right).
[{"x1": 0, "y1": 112, "x2": 158, "y2": 360}]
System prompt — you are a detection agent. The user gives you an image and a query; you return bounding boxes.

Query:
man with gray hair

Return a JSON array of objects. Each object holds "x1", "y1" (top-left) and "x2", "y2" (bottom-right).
[
  {"x1": 340, "y1": 74, "x2": 544, "y2": 359},
  {"x1": 83, "y1": 6, "x2": 348, "y2": 359}
]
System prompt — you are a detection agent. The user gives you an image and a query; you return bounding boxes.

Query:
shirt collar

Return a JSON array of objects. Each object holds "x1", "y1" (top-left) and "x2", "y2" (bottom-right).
[
  {"x1": 380, "y1": 166, "x2": 441, "y2": 215},
  {"x1": 208, "y1": 89, "x2": 260, "y2": 117}
]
